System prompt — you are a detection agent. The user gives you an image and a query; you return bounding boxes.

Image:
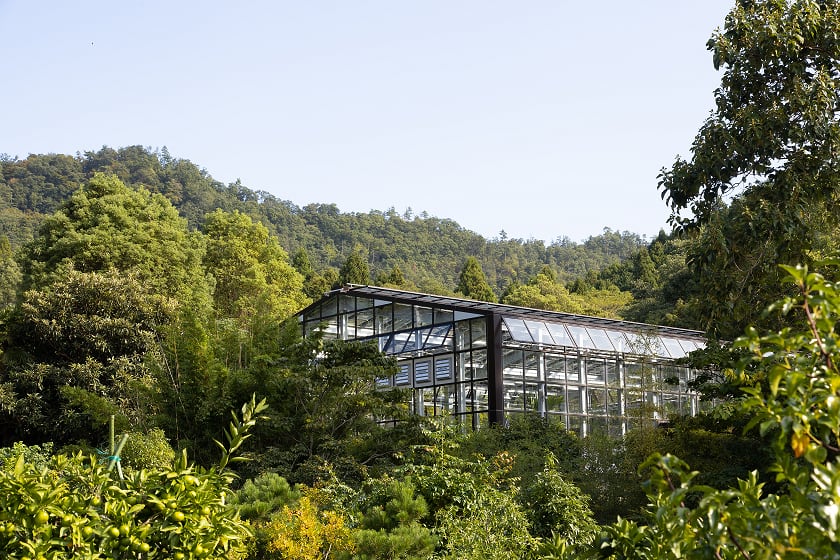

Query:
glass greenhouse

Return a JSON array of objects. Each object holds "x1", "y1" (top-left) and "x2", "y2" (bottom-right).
[{"x1": 299, "y1": 285, "x2": 710, "y2": 436}]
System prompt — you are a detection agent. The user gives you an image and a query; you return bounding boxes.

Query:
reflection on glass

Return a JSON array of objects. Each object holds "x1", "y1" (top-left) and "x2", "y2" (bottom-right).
[
  {"x1": 587, "y1": 328, "x2": 615, "y2": 351},
  {"x1": 567, "y1": 387, "x2": 583, "y2": 413},
  {"x1": 503, "y1": 348, "x2": 524, "y2": 377},
  {"x1": 415, "y1": 306, "x2": 433, "y2": 327},
  {"x1": 471, "y1": 319, "x2": 487, "y2": 347},
  {"x1": 566, "y1": 325, "x2": 595, "y2": 349},
  {"x1": 606, "y1": 330, "x2": 628, "y2": 352},
  {"x1": 394, "y1": 303, "x2": 413, "y2": 331},
  {"x1": 587, "y1": 359, "x2": 606, "y2": 385},
  {"x1": 546, "y1": 323, "x2": 574, "y2": 346},
  {"x1": 503, "y1": 318, "x2": 533, "y2": 342},
  {"x1": 588, "y1": 388, "x2": 607, "y2": 414},
  {"x1": 525, "y1": 352, "x2": 541, "y2": 379},
  {"x1": 376, "y1": 304, "x2": 394, "y2": 334},
  {"x1": 567, "y1": 358, "x2": 581, "y2": 383},
  {"x1": 546, "y1": 385, "x2": 565, "y2": 413},
  {"x1": 525, "y1": 320, "x2": 554, "y2": 344},
  {"x1": 546, "y1": 354, "x2": 564, "y2": 381},
  {"x1": 661, "y1": 337, "x2": 687, "y2": 358}
]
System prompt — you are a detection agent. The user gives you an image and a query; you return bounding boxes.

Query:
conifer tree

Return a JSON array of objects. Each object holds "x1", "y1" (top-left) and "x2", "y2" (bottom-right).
[{"x1": 456, "y1": 257, "x2": 496, "y2": 302}]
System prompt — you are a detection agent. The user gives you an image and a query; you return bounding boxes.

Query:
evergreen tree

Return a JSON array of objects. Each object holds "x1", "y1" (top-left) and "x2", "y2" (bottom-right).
[
  {"x1": 339, "y1": 250, "x2": 371, "y2": 285},
  {"x1": 456, "y1": 257, "x2": 496, "y2": 302}
]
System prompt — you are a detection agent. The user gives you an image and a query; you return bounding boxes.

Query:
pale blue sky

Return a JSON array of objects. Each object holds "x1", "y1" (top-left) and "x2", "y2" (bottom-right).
[{"x1": 1, "y1": 1, "x2": 734, "y2": 243}]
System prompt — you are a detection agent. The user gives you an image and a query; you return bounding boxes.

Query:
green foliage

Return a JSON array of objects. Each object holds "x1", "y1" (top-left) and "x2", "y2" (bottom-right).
[
  {"x1": 658, "y1": 0, "x2": 840, "y2": 337},
  {"x1": 0, "y1": 396, "x2": 266, "y2": 560},
  {"x1": 0, "y1": 269, "x2": 173, "y2": 445},
  {"x1": 339, "y1": 250, "x2": 371, "y2": 286},
  {"x1": 202, "y1": 209, "x2": 308, "y2": 324},
  {"x1": 118, "y1": 429, "x2": 176, "y2": 472},
  {"x1": 0, "y1": 235, "x2": 21, "y2": 310},
  {"x1": 22, "y1": 173, "x2": 206, "y2": 298},
  {"x1": 590, "y1": 263, "x2": 840, "y2": 558},
  {"x1": 351, "y1": 477, "x2": 436, "y2": 560},
  {"x1": 231, "y1": 472, "x2": 300, "y2": 521},
  {"x1": 522, "y1": 453, "x2": 598, "y2": 544},
  {"x1": 232, "y1": 334, "x2": 406, "y2": 485},
  {"x1": 0, "y1": 442, "x2": 53, "y2": 472},
  {"x1": 456, "y1": 257, "x2": 496, "y2": 302}
]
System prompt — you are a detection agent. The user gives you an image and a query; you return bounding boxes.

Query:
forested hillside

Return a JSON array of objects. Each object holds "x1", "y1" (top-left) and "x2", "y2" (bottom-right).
[{"x1": 0, "y1": 146, "x2": 647, "y2": 297}]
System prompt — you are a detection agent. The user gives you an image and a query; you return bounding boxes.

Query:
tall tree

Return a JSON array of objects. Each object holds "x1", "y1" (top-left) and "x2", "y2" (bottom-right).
[
  {"x1": 202, "y1": 209, "x2": 308, "y2": 323},
  {"x1": 0, "y1": 235, "x2": 20, "y2": 309},
  {"x1": 22, "y1": 172, "x2": 207, "y2": 299},
  {"x1": 339, "y1": 250, "x2": 371, "y2": 285},
  {"x1": 456, "y1": 257, "x2": 497, "y2": 302},
  {"x1": 658, "y1": 0, "x2": 840, "y2": 337}
]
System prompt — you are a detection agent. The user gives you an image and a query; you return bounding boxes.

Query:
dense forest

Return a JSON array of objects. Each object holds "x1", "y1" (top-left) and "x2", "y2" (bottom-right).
[
  {"x1": 0, "y1": 145, "x2": 706, "y2": 331},
  {"x1": 4, "y1": 0, "x2": 840, "y2": 558}
]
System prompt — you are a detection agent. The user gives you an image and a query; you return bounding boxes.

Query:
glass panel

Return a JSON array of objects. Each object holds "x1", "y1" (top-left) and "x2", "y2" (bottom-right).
[
  {"x1": 546, "y1": 353, "x2": 565, "y2": 382},
  {"x1": 425, "y1": 325, "x2": 452, "y2": 350},
  {"x1": 435, "y1": 384, "x2": 456, "y2": 415},
  {"x1": 388, "y1": 332, "x2": 412, "y2": 354},
  {"x1": 303, "y1": 305, "x2": 321, "y2": 322},
  {"x1": 470, "y1": 319, "x2": 487, "y2": 347},
  {"x1": 567, "y1": 386, "x2": 583, "y2": 413},
  {"x1": 470, "y1": 349, "x2": 488, "y2": 380},
  {"x1": 546, "y1": 385, "x2": 565, "y2": 413},
  {"x1": 625, "y1": 332, "x2": 667, "y2": 357},
  {"x1": 303, "y1": 321, "x2": 319, "y2": 337},
  {"x1": 321, "y1": 297, "x2": 337, "y2": 317},
  {"x1": 587, "y1": 328, "x2": 616, "y2": 351},
  {"x1": 607, "y1": 389, "x2": 622, "y2": 415},
  {"x1": 472, "y1": 380, "x2": 489, "y2": 410},
  {"x1": 503, "y1": 317, "x2": 533, "y2": 342},
  {"x1": 415, "y1": 306, "x2": 434, "y2": 327},
  {"x1": 356, "y1": 308, "x2": 375, "y2": 337},
  {"x1": 567, "y1": 415, "x2": 583, "y2": 435},
  {"x1": 524, "y1": 352, "x2": 541, "y2": 380},
  {"x1": 375, "y1": 304, "x2": 394, "y2": 334},
  {"x1": 435, "y1": 308, "x2": 454, "y2": 324},
  {"x1": 588, "y1": 388, "x2": 607, "y2": 414},
  {"x1": 320, "y1": 317, "x2": 338, "y2": 337},
  {"x1": 662, "y1": 392, "x2": 680, "y2": 415},
  {"x1": 625, "y1": 362, "x2": 643, "y2": 387},
  {"x1": 524, "y1": 320, "x2": 553, "y2": 345},
  {"x1": 606, "y1": 361, "x2": 620, "y2": 385},
  {"x1": 606, "y1": 330, "x2": 629, "y2": 352},
  {"x1": 503, "y1": 348, "x2": 524, "y2": 378},
  {"x1": 566, "y1": 357, "x2": 581, "y2": 383},
  {"x1": 455, "y1": 321, "x2": 471, "y2": 350},
  {"x1": 356, "y1": 297, "x2": 373, "y2": 310},
  {"x1": 338, "y1": 295, "x2": 355, "y2": 313},
  {"x1": 504, "y1": 379, "x2": 523, "y2": 411},
  {"x1": 421, "y1": 387, "x2": 435, "y2": 416},
  {"x1": 587, "y1": 359, "x2": 606, "y2": 385},
  {"x1": 566, "y1": 325, "x2": 596, "y2": 349},
  {"x1": 588, "y1": 416, "x2": 608, "y2": 434},
  {"x1": 546, "y1": 322, "x2": 575, "y2": 347},
  {"x1": 525, "y1": 383, "x2": 540, "y2": 412},
  {"x1": 393, "y1": 303, "x2": 413, "y2": 331},
  {"x1": 661, "y1": 337, "x2": 687, "y2": 358}
]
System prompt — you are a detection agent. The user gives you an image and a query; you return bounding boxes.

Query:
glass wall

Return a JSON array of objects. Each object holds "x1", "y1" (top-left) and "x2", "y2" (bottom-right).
[{"x1": 301, "y1": 291, "x2": 706, "y2": 435}]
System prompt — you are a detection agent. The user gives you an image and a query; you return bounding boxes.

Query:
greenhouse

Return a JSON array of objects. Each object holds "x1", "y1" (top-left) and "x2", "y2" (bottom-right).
[{"x1": 298, "y1": 285, "x2": 710, "y2": 436}]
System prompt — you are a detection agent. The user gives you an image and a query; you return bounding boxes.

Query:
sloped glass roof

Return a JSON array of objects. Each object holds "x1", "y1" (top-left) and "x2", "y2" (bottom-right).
[{"x1": 502, "y1": 317, "x2": 704, "y2": 359}]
